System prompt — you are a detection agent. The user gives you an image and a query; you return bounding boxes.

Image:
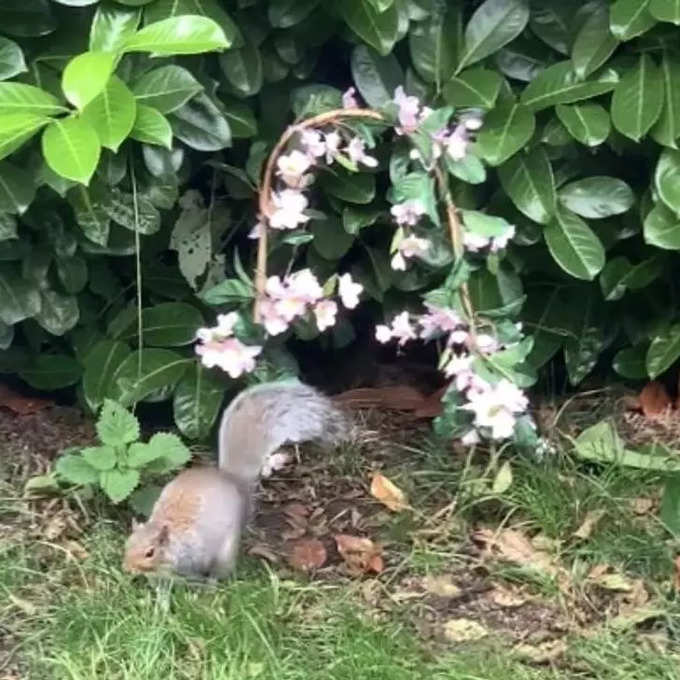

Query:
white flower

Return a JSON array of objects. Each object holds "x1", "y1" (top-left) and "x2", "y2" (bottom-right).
[
  {"x1": 324, "y1": 131, "x2": 342, "y2": 164},
  {"x1": 420, "y1": 304, "x2": 462, "y2": 339},
  {"x1": 399, "y1": 235, "x2": 430, "y2": 259},
  {"x1": 300, "y1": 130, "x2": 326, "y2": 158},
  {"x1": 269, "y1": 189, "x2": 310, "y2": 230},
  {"x1": 248, "y1": 221, "x2": 265, "y2": 239},
  {"x1": 461, "y1": 429, "x2": 480, "y2": 446},
  {"x1": 276, "y1": 150, "x2": 313, "y2": 188},
  {"x1": 259, "y1": 298, "x2": 289, "y2": 336},
  {"x1": 449, "y1": 329, "x2": 469, "y2": 345},
  {"x1": 196, "y1": 338, "x2": 262, "y2": 378},
  {"x1": 391, "y1": 252, "x2": 407, "y2": 270},
  {"x1": 490, "y1": 225, "x2": 516, "y2": 252},
  {"x1": 444, "y1": 354, "x2": 473, "y2": 377},
  {"x1": 314, "y1": 299, "x2": 338, "y2": 331},
  {"x1": 347, "y1": 137, "x2": 378, "y2": 168},
  {"x1": 462, "y1": 115, "x2": 483, "y2": 131},
  {"x1": 215, "y1": 312, "x2": 239, "y2": 337},
  {"x1": 391, "y1": 311, "x2": 417, "y2": 346},
  {"x1": 445, "y1": 125, "x2": 469, "y2": 161},
  {"x1": 462, "y1": 379, "x2": 528, "y2": 440},
  {"x1": 475, "y1": 334, "x2": 499, "y2": 354},
  {"x1": 463, "y1": 231, "x2": 491, "y2": 252},
  {"x1": 393, "y1": 86, "x2": 421, "y2": 134},
  {"x1": 342, "y1": 87, "x2": 359, "y2": 109},
  {"x1": 391, "y1": 199, "x2": 426, "y2": 226},
  {"x1": 288, "y1": 268, "x2": 323, "y2": 303},
  {"x1": 338, "y1": 273, "x2": 363, "y2": 309},
  {"x1": 375, "y1": 324, "x2": 392, "y2": 343}
]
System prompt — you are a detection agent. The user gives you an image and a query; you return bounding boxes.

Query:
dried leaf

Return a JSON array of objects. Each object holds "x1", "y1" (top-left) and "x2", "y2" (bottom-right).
[
  {"x1": 413, "y1": 384, "x2": 449, "y2": 418},
  {"x1": 631, "y1": 497, "x2": 655, "y2": 515},
  {"x1": 0, "y1": 383, "x2": 52, "y2": 414},
  {"x1": 573, "y1": 509, "x2": 605, "y2": 540},
  {"x1": 64, "y1": 540, "x2": 88, "y2": 561},
  {"x1": 473, "y1": 528, "x2": 559, "y2": 577},
  {"x1": 248, "y1": 543, "x2": 279, "y2": 563},
  {"x1": 333, "y1": 385, "x2": 426, "y2": 412},
  {"x1": 334, "y1": 534, "x2": 383, "y2": 574},
  {"x1": 370, "y1": 473, "x2": 408, "y2": 512},
  {"x1": 488, "y1": 585, "x2": 526, "y2": 608},
  {"x1": 283, "y1": 502, "x2": 310, "y2": 519},
  {"x1": 287, "y1": 538, "x2": 327, "y2": 571},
  {"x1": 639, "y1": 381, "x2": 671, "y2": 418},
  {"x1": 442, "y1": 618, "x2": 488, "y2": 642},
  {"x1": 423, "y1": 574, "x2": 461, "y2": 598},
  {"x1": 514, "y1": 639, "x2": 566, "y2": 664},
  {"x1": 589, "y1": 568, "x2": 635, "y2": 592}
]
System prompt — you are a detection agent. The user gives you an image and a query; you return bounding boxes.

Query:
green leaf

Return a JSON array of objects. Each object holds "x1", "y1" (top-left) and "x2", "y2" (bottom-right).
[
  {"x1": 555, "y1": 103, "x2": 611, "y2": 147},
  {"x1": 655, "y1": 149, "x2": 680, "y2": 212},
  {"x1": 90, "y1": 2, "x2": 141, "y2": 52},
  {"x1": 0, "y1": 0, "x2": 57, "y2": 38},
  {"x1": 529, "y1": 4, "x2": 571, "y2": 54},
  {"x1": 340, "y1": 0, "x2": 399, "y2": 56},
  {"x1": 350, "y1": 45, "x2": 403, "y2": 109},
  {"x1": 0, "y1": 213, "x2": 17, "y2": 241},
  {"x1": 81, "y1": 445, "x2": 116, "y2": 471},
  {"x1": 497, "y1": 148, "x2": 555, "y2": 224},
  {"x1": 611, "y1": 0, "x2": 657, "y2": 39},
  {"x1": 647, "y1": 324, "x2": 680, "y2": 378},
  {"x1": 18, "y1": 354, "x2": 82, "y2": 390},
  {"x1": 0, "y1": 37, "x2": 26, "y2": 80},
  {"x1": 0, "y1": 161, "x2": 35, "y2": 214},
  {"x1": 102, "y1": 187, "x2": 160, "y2": 234},
  {"x1": 100, "y1": 468, "x2": 140, "y2": 504},
  {"x1": 651, "y1": 51, "x2": 680, "y2": 148},
  {"x1": 219, "y1": 42, "x2": 263, "y2": 98},
  {"x1": 520, "y1": 61, "x2": 619, "y2": 111},
  {"x1": 220, "y1": 99, "x2": 257, "y2": 138},
  {"x1": 558, "y1": 176, "x2": 634, "y2": 219},
  {"x1": 475, "y1": 100, "x2": 535, "y2": 166},
  {"x1": 445, "y1": 153, "x2": 487, "y2": 184},
  {"x1": 492, "y1": 461, "x2": 513, "y2": 494},
  {"x1": 110, "y1": 348, "x2": 191, "y2": 406},
  {"x1": 613, "y1": 346, "x2": 648, "y2": 379},
  {"x1": 96, "y1": 398, "x2": 140, "y2": 446},
  {"x1": 146, "y1": 431, "x2": 191, "y2": 467},
  {"x1": 131, "y1": 65, "x2": 202, "y2": 114},
  {"x1": 457, "y1": 0, "x2": 529, "y2": 73},
  {"x1": 55, "y1": 454, "x2": 98, "y2": 485},
  {"x1": 442, "y1": 67, "x2": 502, "y2": 109},
  {"x1": 118, "y1": 302, "x2": 203, "y2": 346},
  {"x1": 126, "y1": 442, "x2": 164, "y2": 467},
  {"x1": 342, "y1": 206, "x2": 381, "y2": 234},
  {"x1": 83, "y1": 340, "x2": 131, "y2": 412},
  {"x1": 311, "y1": 216, "x2": 355, "y2": 260},
  {"x1": 563, "y1": 294, "x2": 606, "y2": 385},
  {"x1": 600, "y1": 256, "x2": 662, "y2": 301},
  {"x1": 571, "y1": 4, "x2": 619, "y2": 78},
  {"x1": 319, "y1": 168, "x2": 375, "y2": 204},
  {"x1": 34, "y1": 290, "x2": 79, "y2": 336},
  {"x1": 644, "y1": 202, "x2": 680, "y2": 249},
  {"x1": 123, "y1": 16, "x2": 229, "y2": 55},
  {"x1": 408, "y1": 6, "x2": 460, "y2": 88},
  {"x1": 0, "y1": 264, "x2": 40, "y2": 324},
  {"x1": 462, "y1": 211, "x2": 512, "y2": 237},
  {"x1": 170, "y1": 192, "x2": 211, "y2": 289},
  {"x1": 41, "y1": 118, "x2": 101, "y2": 185},
  {"x1": 0, "y1": 113, "x2": 50, "y2": 161},
  {"x1": 169, "y1": 93, "x2": 231, "y2": 151},
  {"x1": 173, "y1": 363, "x2": 226, "y2": 440},
  {"x1": 61, "y1": 52, "x2": 116, "y2": 111},
  {"x1": 68, "y1": 185, "x2": 110, "y2": 246},
  {"x1": 0, "y1": 83, "x2": 65, "y2": 116},
  {"x1": 130, "y1": 105, "x2": 172, "y2": 148},
  {"x1": 544, "y1": 206, "x2": 605, "y2": 280},
  {"x1": 650, "y1": 0, "x2": 680, "y2": 24},
  {"x1": 661, "y1": 475, "x2": 680, "y2": 535},
  {"x1": 611, "y1": 54, "x2": 663, "y2": 141},
  {"x1": 129, "y1": 485, "x2": 162, "y2": 517},
  {"x1": 81, "y1": 76, "x2": 136, "y2": 152},
  {"x1": 269, "y1": 0, "x2": 320, "y2": 28},
  {"x1": 201, "y1": 278, "x2": 253, "y2": 305},
  {"x1": 56, "y1": 255, "x2": 87, "y2": 293}
]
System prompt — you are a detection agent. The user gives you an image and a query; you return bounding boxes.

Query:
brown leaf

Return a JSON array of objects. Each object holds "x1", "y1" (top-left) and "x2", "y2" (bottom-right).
[
  {"x1": 334, "y1": 534, "x2": 383, "y2": 575},
  {"x1": 283, "y1": 502, "x2": 310, "y2": 519},
  {"x1": 370, "y1": 473, "x2": 408, "y2": 512},
  {"x1": 0, "y1": 384, "x2": 52, "y2": 415},
  {"x1": 413, "y1": 384, "x2": 449, "y2": 419},
  {"x1": 248, "y1": 543, "x2": 280, "y2": 563},
  {"x1": 64, "y1": 540, "x2": 88, "y2": 561},
  {"x1": 573, "y1": 510, "x2": 605, "y2": 540},
  {"x1": 473, "y1": 528, "x2": 558, "y2": 577},
  {"x1": 333, "y1": 385, "x2": 426, "y2": 412},
  {"x1": 488, "y1": 585, "x2": 526, "y2": 608},
  {"x1": 287, "y1": 538, "x2": 327, "y2": 572},
  {"x1": 514, "y1": 640, "x2": 566, "y2": 664},
  {"x1": 423, "y1": 574, "x2": 461, "y2": 598},
  {"x1": 442, "y1": 618, "x2": 488, "y2": 643},
  {"x1": 639, "y1": 381, "x2": 671, "y2": 418}
]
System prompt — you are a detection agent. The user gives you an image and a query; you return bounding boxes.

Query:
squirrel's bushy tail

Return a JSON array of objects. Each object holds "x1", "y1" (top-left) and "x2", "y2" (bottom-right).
[{"x1": 217, "y1": 380, "x2": 347, "y2": 484}]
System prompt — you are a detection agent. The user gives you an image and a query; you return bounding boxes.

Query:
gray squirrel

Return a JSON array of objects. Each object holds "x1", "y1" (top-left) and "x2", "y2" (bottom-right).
[{"x1": 122, "y1": 380, "x2": 347, "y2": 579}]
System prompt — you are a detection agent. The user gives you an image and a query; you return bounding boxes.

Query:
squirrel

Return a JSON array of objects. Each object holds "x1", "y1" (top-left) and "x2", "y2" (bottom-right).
[{"x1": 122, "y1": 380, "x2": 347, "y2": 579}]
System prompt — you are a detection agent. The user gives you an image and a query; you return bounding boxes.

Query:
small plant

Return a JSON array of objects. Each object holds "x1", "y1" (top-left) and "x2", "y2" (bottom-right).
[{"x1": 55, "y1": 399, "x2": 191, "y2": 508}]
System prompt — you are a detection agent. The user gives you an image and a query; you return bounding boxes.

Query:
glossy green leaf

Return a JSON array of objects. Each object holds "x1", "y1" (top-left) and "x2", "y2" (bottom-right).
[
  {"x1": 563, "y1": 294, "x2": 606, "y2": 385},
  {"x1": 68, "y1": 185, "x2": 110, "y2": 246},
  {"x1": 611, "y1": 54, "x2": 663, "y2": 141},
  {"x1": 19, "y1": 354, "x2": 82, "y2": 390},
  {"x1": 446, "y1": 154, "x2": 487, "y2": 184},
  {"x1": 610, "y1": 0, "x2": 657, "y2": 40},
  {"x1": 647, "y1": 323, "x2": 680, "y2": 378},
  {"x1": 123, "y1": 16, "x2": 230, "y2": 55},
  {"x1": 56, "y1": 254, "x2": 87, "y2": 293},
  {"x1": 350, "y1": 45, "x2": 403, "y2": 109},
  {"x1": 442, "y1": 67, "x2": 502, "y2": 109},
  {"x1": 0, "y1": 263, "x2": 40, "y2": 324},
  {"x1": 319, "y1": 168, "x2": 375, "y2": 204},
  {"x1": 0, "y1": 161, "x2": 35, "y2": 214},
  {"x1": 529, "y1": 3, "x2": 571, "y2": 54},
  {"x1": 571, "y1": 4, "x2": 619, "y2": 78},
  {"x1": 103, "y1": 188, "x2": 160, "y2": 235},
  {"x1": 0, "y1": 83, "x2": 65, "y2": 116},
  {"x1": 613, "y1": 346, "x2": 648, "y2": 379},
  {"x1": 201, "y1": 278, "x2": 253, "y2": 305},
  {"x1": 457, "y1": 0, "x2": 529, "y2": 73},
  {"x1": 655, "y1": 148, "x2": 680, "y2": 212},
  {"x1": 555, "y1": 103, "x2": 610, "y2": 146},
  {"x1": 130, "y1": 104, "x2": 172, "y2": 148},
  {"x1": 650, "y1": 0, "x2": 680, "y2": 24},
  {"x1": 651, "y1": 52, "x2": 680, "y2": 148},
  {"x1": 81, "y1": 76, "x2": 136, "y2": 152},
  {"x1": 0, "y1": 213, "x2": 17, "y2": 241},
  {"x1": 42, "y1": 118, "x2": 101, "y2": 185},
  {"x1": 600, "y1": 255, "x2": 662, "y2": 300},
  {"x1": 544, "y1": 206, "x2": 605, "y2": 280},
  {"x1": 169, "y1": 94, "x2": 231, "y2": 151},
  {"x1": 497, "y1": 148, "x2": 555, "y2": 224},
  {"x1": 119, "y1": 302, "x2": 203, "y2": 346},
  {"x1": 173, "y1": 363, "x2": 226, "y2": 440},
  {"x1": 34, "y1": 290, "x2": 79, "y2": 336},
  {"x1": 83, "y1": 340, "x2": 131, "y2": 411},
  {"x1": 0, "y1": 1, "x2": 57, "y2": 38},
  {"x1": 61, "y1": 52, "x2": 116, "y2": 111},
  {"x1": 475, "y1": 100, "x2": 535, "y2": 166},
  {"x1": 0, "y1": 37, "x2": 26, "y2": 80},
  {"x1": 520, "y1": 61, "x2": 619, "y2": 111},
  {"x1": 0, "y1": 113, "x2": 50, "y2": 161},
  {"x1": 312, "y1": 216, "x2": 354, "y2": 260},
  {"x1": 661, "y1": 475, "x2": 680, "y2": 535},
  {"x1": 90, "y1": 2, "x2": 141, "y2": 52},
  {"x1": 131, "y1": 65, "x2": 202, "y2": 114},
  {"x1": 219, "y1": 42, "x2": 263, "y2": 98},
  {"x1": 558, "y1": 177, "x2": 634, "y2": 219},
  {"x1": 643, "y1": 202, "x2": 680, "y2": 249},
  {"x1": 221, "y1": 100, "x2": 257, "y2": 138},
  {"x1": 269, "y1": 0, "x2": 320, "y2": 28},
  {"x1": 340, "y1": 0, "x2": 399, "y2": 56}
]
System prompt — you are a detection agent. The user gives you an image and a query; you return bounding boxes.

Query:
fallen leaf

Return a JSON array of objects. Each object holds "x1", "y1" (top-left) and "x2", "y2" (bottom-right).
[
  {"x1": 333, "y1": 385, "x2": 426, "y2": 412},
  {"x1": 442, "y1": 618, "x2": 488, "y2": 642},
  {"x1": 334, "y1": 534, "x2": 384, "y2": 575},
  {"x1": 514, "y1": 639, "x2": 566, "y2": 664},
  {"x1": 631, "y1": 497, "x2": 655, "y2": 515},
  {"x1": 64, "y1": 540, "x2": 88, "y2": 561},
  {"x1": 370, "y1": 473, "x2": 408, "y2": 512},
  {"x1": 609, "y1": 608, "x2": 664, "y2": 630},
  {"x1": 423, "y1": 574, "x2": 461, "y2": 598},
  {"x1": 488, "y1": 585, "x2": 526, "y2": 608},
  {"x1": 573, "y1": 510, "x2": 605, "y2": 540},
  {"x1": 0, "y1": 384, "x2": 52, "y2": 414},
  {"x1": 639, "y1": 381, "x2": 671, "y2": 418},
  {"x1": 283, "y1": 503, "x2": 310, "y2": 519},
  {"x1": 473, "y1": 528, "x2": 559, "y2": 577},
  {"x1": 287, "y1": 538, "x2": 327, "y2": 572},
  {"x1": 413, "y1": 384, "x2": 449, "y2": 418},
  {"x1": 589, "y1": 569, "x2": 635, "y2": 592},
  {"x1": 44, "y1": 514, "x2": 67, "y2": 541},
  {"x1": 248, "y1": 543, "x2": 279, "y2": 563}
]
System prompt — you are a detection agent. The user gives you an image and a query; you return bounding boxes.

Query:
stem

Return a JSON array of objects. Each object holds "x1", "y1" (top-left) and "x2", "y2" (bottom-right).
[
  {"x1": 130, "y1": 161, "x2": 143, "y2": 387},
  {"x1": 254, "y1": 108, "x2": 385, "y2": 321}
]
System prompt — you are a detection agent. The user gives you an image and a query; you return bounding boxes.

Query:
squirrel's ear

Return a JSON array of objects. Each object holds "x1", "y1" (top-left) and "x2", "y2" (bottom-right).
[{"x1": 158, "y1": 524, "x2": 170, "y2": 545}]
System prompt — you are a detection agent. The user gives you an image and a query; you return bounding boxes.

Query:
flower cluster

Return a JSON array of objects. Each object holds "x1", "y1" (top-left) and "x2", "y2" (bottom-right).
[
  {"x1": 463, "y1": 225, "x2": 516, "y2": 254},
  {"x1": 195, "y1": 312, "x2": 262, "y2": 379},
  {"x1": 259, "y1": 268, "x2": 363, "y2": 336},
  {"x1": 375, "y1": 304, "x2": 529, "y2": 442}
]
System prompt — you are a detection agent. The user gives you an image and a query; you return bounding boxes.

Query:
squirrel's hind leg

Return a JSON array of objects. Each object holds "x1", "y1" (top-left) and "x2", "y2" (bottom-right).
[{"x1": 210, "y1": 528, "x2": 241, "y2": 579}]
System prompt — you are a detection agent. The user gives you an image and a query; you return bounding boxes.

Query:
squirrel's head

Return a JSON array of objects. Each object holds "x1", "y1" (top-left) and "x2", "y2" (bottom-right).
[{"x1": 123, "y1": 519, "x2": 170, "y2": 574}]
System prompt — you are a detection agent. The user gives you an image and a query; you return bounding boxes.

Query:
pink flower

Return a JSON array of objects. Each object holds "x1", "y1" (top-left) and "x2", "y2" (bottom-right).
[
  {"x1": 259, "y1": 298, "x2": 289, "y2": 336},
  {"x1": 490, "y1": 225, "x2": 516, "y2": 252},
  {"x1": 347, "y1": 137, "x2": 378, "y2": 168},
  {"x1": 375, "y1": 324, "x2": 392, "y2": 343},
  {"x1": 287, "y1": 268, "x2": 323, "y2": 303},
  {"x1": 391, "y1": 199, "x2": 426, "y2": 226},
  {"x1": 248, "y1": 221, "x2": 265, "y2": 239},
  {"x1": 391, "y1": 311, "x2": 417, "y2": 346},
  {"x1": 276, "y1": 150, "x2": 313, "y2": 188},
  {"x1": 391, "y1": 252, "x2": 407, "y2": 271},
  {"x1": 445, "y1": 124, "x2": 469, "y2": 161},
  {"x1": 444, "y1": 354, "x2": 473, "y2": 377},
  {"x1": 338, "y1": 273, "x2": 362, "y2": 309},
  {"x1": 462, "y1": 379, "x2": 527, "y2": 440},
  {"x1": 420, "y1": 305, "x2": 462, "y2": 339},
  {"x1": 393, "y1": 86, "x2": 421, "y2": 134},
  {"x1": 461, "y1": 429, "x2": 480, "y2": 446},
  {"x1": 475, "y1": 334, "x2": 499, "y2": 354},
  {"x1": 399, "y1": 235, "x2": 430, "y2": 259},
  {"x1": 342, "y1": 87, "x2": 359, "y2": 109},
  {"x1": 196, "y1": 338, "x2": 262, "y2": 378},
  {"x1": 269, "y1": 189, "x2": 310, "y2": 230},
  {"x1": 314, "y1": 299, "x2": 338, "y2": 331},
  {"x1": 324, "y1": 131, "x2": 342, "y2": 164},
  {"x1": 463, "y1": 231, "x2": 491, "y2": 252},
  {"x1": 300, "y1": 130, "x2": 326, "y2": 158}
]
